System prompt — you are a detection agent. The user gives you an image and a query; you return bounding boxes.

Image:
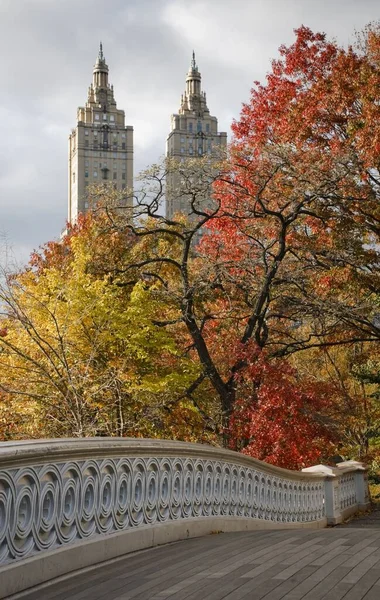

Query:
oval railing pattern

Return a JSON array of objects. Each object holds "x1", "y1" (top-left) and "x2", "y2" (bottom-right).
[{"x1": 0, "y1": 439, "x2": 369, "y2": 569}]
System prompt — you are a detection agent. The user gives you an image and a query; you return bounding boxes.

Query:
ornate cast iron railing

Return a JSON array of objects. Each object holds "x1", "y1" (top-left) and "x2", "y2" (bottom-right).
[{"x1": 0, "y1": 439, "x2": 370, "y2": 598}]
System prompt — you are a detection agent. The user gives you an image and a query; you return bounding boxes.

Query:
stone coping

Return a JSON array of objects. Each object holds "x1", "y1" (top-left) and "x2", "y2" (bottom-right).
[{"x1": 0, "y1": 437, "x2": 330, "y2": 481}]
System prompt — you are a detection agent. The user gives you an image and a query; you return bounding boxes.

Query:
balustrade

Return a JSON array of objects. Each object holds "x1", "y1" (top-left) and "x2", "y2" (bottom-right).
[{"x1": 0, "y1": 439, "x2": 370, "y2": 598}]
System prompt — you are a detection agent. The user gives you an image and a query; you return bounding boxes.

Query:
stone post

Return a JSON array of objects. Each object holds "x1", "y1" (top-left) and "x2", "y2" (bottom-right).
[{"x1": 302, "y1": 464, "x2": 342, "y2": 525}]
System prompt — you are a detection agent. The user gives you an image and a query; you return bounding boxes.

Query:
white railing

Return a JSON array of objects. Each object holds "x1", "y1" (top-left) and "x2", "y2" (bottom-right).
[
  {"x1": 302, "y1": 461, "x2": 370, "y2": 524},
  {"x1": 0, "y1": 439, "x2": 370, "y2": 598}
]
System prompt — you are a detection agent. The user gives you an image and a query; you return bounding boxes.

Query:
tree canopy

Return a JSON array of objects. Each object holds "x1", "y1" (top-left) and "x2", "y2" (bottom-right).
[{"x1": 1, "y1": 24, "x2": 379, "y2": 469}]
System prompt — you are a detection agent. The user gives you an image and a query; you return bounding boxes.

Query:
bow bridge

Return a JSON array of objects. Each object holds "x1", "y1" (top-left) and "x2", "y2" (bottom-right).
[{"x1": 0, "y1": 439, "x2": 371, "y2": 599}]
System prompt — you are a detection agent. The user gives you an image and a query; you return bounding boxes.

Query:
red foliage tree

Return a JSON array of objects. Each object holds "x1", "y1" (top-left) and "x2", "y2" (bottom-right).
[
  {"x1": 228, "y1": 347, "x2": 336, "y2": 469},
  {"x1": 199, "y1": 25, "x2": 380, "y2": 463}
]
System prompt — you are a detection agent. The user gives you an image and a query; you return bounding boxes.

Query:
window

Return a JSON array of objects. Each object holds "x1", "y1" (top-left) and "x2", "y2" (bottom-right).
[
  {"x1": 113, "y1": 162, "x2": 117, "y2": 169},
  {"x1": 93, "y1": 142, "x2": 98, "y2": 149},
  {"x1": 113, "y1": 172, "x2": 117, "y2": 180},
  {"x1": 206, "y1": 124, "x2": 210, "y2": 133},
  {"x1": 181, "y1": 137, "x2": 185, "y2": 143},
  {"x1": 103, "y1": 114, "x2": 107, "y2": 121},
  {"x1": 189, "y1": 123, "x2": 193, "y2": 132},
  {"x1": 121, "y1": 132, "x2": 126, "y2": 139},
  {"x1": 93, "y1": 171, "x2": 98, "y2": 177},
  {"x1": 198, "y1": 147, "x2": 202, "y2": 155},
  {"x1": 113, "y1": 133, "x2": 117, "y2": 139},
  {"x1": 94, "y1": 162, "x2": 98, "y2": 167},
  {"x1": 181, "y1": 147, "x2": 185, "y2": 153},
  {"x1": 122, "y1": 183, "x2": 126, "y2": 190},
  {"x1": 85, "y1": 140, "x2": 89, "y2": 147},
  {"x1": 197, "y1": 121, "x2": 202, "y2": 132},
  {"x1": 122, "y1": 172, "x2": 126, "y2": 180},
  {"x1": 189, "y1": 147, "x2": 193, "y2": 154},
  {"x1": 110, "y1": 115, "x2": 115, "y2": 122},
  {"x1": 95, "y1": 114, "x2": 100, "y2": 121},
  {"x1": 85, "y1": 160, "x2": 89, "y2": 167},
  {"x1": 93, "y1": 131, "x2": 98, "y2": 137},
  {"x1": 122, "y1": 153, "x2": 127, "y2": 159},
  {"x1": 85, "y1": 171, "x2": 89, "y2": 178},
  {"x1": 84, "y1": 201, "x2": 89, "y2": 209},
  {"x1": 85, "y1": 130, "x2": 89, "y2": 136},
  {"x1": 113, "y1": 152, "x2": 117, "y2": 158},
  {"x1": 122, "y1": 142, "x2": 126, "y2": 150},
  {"x1": 122, "y1": 163, "x2": 126, "y2": 170}
]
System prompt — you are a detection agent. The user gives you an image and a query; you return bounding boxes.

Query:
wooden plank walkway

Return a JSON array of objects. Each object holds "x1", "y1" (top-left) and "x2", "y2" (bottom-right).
[{"x1": 12, "y1": 525, "x2": 380, "y2": 600}]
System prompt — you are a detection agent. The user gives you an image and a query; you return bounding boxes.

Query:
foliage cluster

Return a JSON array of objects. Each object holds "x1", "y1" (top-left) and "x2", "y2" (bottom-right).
[{"x1": 1, "y1": 25, "x2": 380, "y2": 470}]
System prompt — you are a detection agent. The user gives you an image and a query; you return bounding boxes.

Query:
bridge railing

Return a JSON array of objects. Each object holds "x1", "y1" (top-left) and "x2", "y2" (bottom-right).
[
  {"x1": 302, "y1": 461, "x2": 370, "y2": 525},
  {"x1": 0, "y1": 438, "x2": 370, "y2": 598}
]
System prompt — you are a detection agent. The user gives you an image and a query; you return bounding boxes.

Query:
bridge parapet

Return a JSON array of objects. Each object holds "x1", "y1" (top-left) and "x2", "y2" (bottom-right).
[
  {"x1": 302, "y1": 460, "x2": 370, "y2": 525},
  {"x1": 0, "y1": 438, "x2": 370, "y2": 598}
]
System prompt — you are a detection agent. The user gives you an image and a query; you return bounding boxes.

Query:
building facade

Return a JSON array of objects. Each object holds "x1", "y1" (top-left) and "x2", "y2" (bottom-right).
[
  {"x1": 68, "y1": 44, "x2": 133, "y2": 223},
  {"x1": 165, "y1": 52, "x2": 227, "y2": 220}
]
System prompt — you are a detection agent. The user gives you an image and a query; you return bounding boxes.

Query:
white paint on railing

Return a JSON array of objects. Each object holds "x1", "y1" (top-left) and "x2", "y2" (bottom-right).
[
  {"x1": 0, "y1": 439, "x2": 369, "y2": 569},
  {"x1": 302, "y1": 461, "x2": 369, "y2": 525}
]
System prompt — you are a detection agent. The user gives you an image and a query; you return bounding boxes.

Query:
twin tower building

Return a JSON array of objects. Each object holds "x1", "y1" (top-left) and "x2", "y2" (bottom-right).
[{"x1": 68, "y1": 44, "x2": 227, "y2": 223}]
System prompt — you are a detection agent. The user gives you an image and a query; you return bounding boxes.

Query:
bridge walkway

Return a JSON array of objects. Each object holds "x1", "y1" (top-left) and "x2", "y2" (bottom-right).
[
  {"x1": 338, "y1": 502, "x2": 380, "y2": 529},
  {"x1": 13, "y1": 523, "x2": 380, "y2": 600}
]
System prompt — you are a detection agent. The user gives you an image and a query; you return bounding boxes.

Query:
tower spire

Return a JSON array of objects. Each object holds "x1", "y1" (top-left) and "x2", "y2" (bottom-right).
[
  {"x1": 191, "y1": 50, "x2": 197, "y2": 71},
  {"x1": 99, "y1": 41, "x2": 104, "y2": 61},
  {"x1": 182, "y1": 50, "x2": 203, "y2": 111}
]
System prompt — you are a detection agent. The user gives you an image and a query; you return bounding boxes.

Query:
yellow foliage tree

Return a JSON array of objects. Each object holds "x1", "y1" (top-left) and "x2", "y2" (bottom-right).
[{"x1": 0, "y1": 211, "x2": 208, "y2": 440}]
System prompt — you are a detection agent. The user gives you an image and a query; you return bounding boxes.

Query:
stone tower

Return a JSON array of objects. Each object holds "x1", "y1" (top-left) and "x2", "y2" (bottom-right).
[
  {"x1": 68, "y1": 43, "x2": 133, "y2": 223},
  {"x1": 165, "y1": 52, "x2": 227, "y2": 220}
]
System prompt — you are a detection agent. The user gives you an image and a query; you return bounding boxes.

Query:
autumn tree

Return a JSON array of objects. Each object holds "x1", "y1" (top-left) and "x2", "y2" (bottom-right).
[
  {"x1": 3, "y1": 25, "x2": 379, "y2": 469},
  {"x1": 0, "y1": 209, "x2": 208, "y2": 440},
  {"x1": 101, "y1": 25, "x2": 380, "y2": 465},
  {"x1": 290, "y1": 342, "x2": 380, "y2": 463}
]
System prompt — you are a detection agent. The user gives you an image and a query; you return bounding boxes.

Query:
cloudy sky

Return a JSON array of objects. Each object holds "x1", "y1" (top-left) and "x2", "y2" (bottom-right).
[{"x1": 0, "y1": 0, "x2": 379, "y2": 268}]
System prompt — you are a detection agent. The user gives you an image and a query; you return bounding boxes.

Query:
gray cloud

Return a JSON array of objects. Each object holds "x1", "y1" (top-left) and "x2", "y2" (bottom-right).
[{"x1": 1, "y1": 0, "x2": 379, "y2": 266}]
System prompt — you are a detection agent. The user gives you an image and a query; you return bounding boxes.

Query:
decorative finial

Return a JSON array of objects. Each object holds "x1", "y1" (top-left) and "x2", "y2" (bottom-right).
[
  {"x1": 99, "y1": 41, "x2": 104, "y2": 60},
  {"x1": 191, "y1": 50, "x2": 197, "y2": 70}
]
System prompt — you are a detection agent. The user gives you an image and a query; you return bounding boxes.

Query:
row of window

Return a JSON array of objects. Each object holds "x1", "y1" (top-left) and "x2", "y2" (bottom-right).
[
  {"x1": 93, "y1": 114, "x2": 115, "y2": 122},
  {"x1": 84, "y1": 130, "x2": 127, "y2": 139},
  {"x1": 188, "y1": 122, "x2": 210, "y2": 133},
  {"x1": 84, "y1": 151, "x2": 128, "y2": 159},
  {"x1": 181, "y1": 147, "x2": 204, "y2": 155},
  {"x1": 83, "y1": 147, "x2": 128, "y2": 159},
  {"x1": 84, "y1": 140, "x2": 126, "y2": 149},
  {"x1": 180, "y1": 146, "x2": 213, "y2": 156},
  {"x1": 85, "y1": 161, "x2": 126, "y2": 170},
  {"x1": 85, "y1": 183, "x2": 127, "y2": 190},
  {"x1": 84, "y1": 171, "x2": 127, "y2": 179},
  {"x1": 180, "y1": 137, "x2": 213, "y2": 145}
]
